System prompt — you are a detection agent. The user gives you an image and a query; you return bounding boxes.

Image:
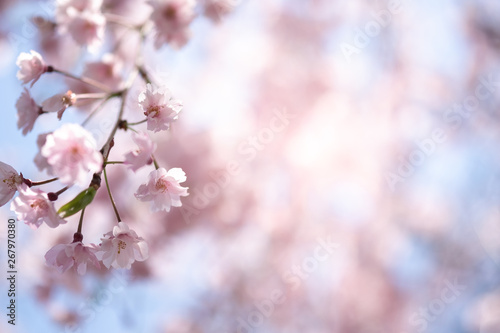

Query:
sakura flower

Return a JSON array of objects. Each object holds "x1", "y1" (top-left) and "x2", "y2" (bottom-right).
[
  {"x1": 56, "y1": 0, "x2": 103, "y2": 21},
  {"x1": 148, "y1": 0, "x2": 195, "y2": 49},
  {"x1": 124, "y1": 132, "x2": 157, "y2": 172},
  {"x1": 0, "y1": 162, "x2": 23, "y2": 207},
  {"x1": 135, "y1": 167, "x2": 188, "y2": 212},
  {"x1": 138, "y1": 83, "x2": 183, "y2": 132},
  {"x1": 41, "y1": 124, "x2": 103, "y2": 186},
  {"x1": 34, "y1": 133, "x2": 53, "y2": 174},
  {"x1": 45, "y1": 242, "x2": 100, "y2": 275},
  {"x1": 41, "y1": 90, "x2": 77, "y2": 119},
  {"x1": 16, "y1": 50, "x2": 48, "y2": 87},
  {"x1": 96, "y1": 222, "x2": 149, "y2": 269},
  {"x1": 66, "y1": 9, "x2": 106, "y2": 51},
  {"x1": 11, "y1": 185, "x2": 66, "y2": 229},
  {"x1": 16, "y1": 88, "x2": 41, "y2": 135},
  {"x1": 203, "y1": 0, "x2": 236, "y2": 22}
]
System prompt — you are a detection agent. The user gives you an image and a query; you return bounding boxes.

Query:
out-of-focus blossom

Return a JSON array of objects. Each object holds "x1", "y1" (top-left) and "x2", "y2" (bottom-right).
[
  {"x1": 32, "y1": 16, "x2": 80, "y2": 69},
  {"x1": 124, "y1": 132, "x2": 157, "y2": 172},
  {"x1": 138, "y1": 83, "x2": 182, "y2": 132},
  {"x1": 45, "y1": 241, "x2": 100, "y2": 275},
  {"x1": 66, "y1": 10, "x2": 106, "y2": 51},
  {"x1": 41, "y1": 90, "x2": 77, "y2": 119},
  {"x1": 0, "y1": 162, "x2": 22, "y2": 207},
  {"x1": 41, "y1": 123, "x2": 103, "y2": 186},
  {"x1": 56, "y1": 0, "x2": 103, "y2": 19},
  {"x1": 148, "y1": 0, "x2": 195, "y2": 49},
  {"x1": 82, "y1": 54, "x2": 124, "y2": 90},
  {"x1": 16, "y1": 50, "x2": 48, "y2": 87},
  {"x1": 34, "y1": 133, "x2": 53, "y2": 174},
  {"x1": 202, "y1": 0, "x2": 236, "y2": 22},
  {"x1": 96, "y1": 222, "x2": 148, "y2": 269},
  {"x1": 11, "y1": 185, "x2": 66, "y2": 229},
  {"x1": 16, "y1": 88, "x2": 41, "y2": 135},
  {"x1": 135, "y1": 167, "x2": 188, "y2": 212},
  {"x1": 56, "y1": 0, "x2": 105, "y2": 51}
]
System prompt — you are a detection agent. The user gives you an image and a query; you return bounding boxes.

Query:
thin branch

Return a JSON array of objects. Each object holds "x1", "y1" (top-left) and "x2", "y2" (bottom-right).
[
  {"x1": 127, "y1": 119, "x2": 147, "y2": 126},
  {"x1": 30, "y1": 177, "x2": 58, "y2": 186},
  {"x1": 76, "y1": 92, "x2": 109, "y2": 100},
  {"x1": 49, "y1": 67, "x2": 112, "y2": 93},
  {"x1": 77, "y1": 208, "x2": 85, "y2": 234},
  {"x1": 55, "y1": 186, "x2": 69, "y2": 196},
  {"x1": 82, "y1": 97, "x2": 111, "y2": 126},
  {"x1": 137, "y1": 65, "x2": 153, "y2": 84},
  {"x1": 103, "y1": 166, "x2": 121, "y2": 222},
  {"x1": 152, "y1": 155, "x2": 160, "y2": 170},
  {"x1": 105, "y1": 13, "x2": 139, "y2": 29}
]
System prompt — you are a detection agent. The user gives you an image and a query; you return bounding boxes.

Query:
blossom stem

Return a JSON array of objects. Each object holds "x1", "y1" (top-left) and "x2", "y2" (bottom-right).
[
  {"x1": 82, "y1": 97, "x2": 111, "y2": 126},
  {"x1": 93, "y1": 71, "x2": 137, "y2": 223},
  {"x1": 104, "y1": 13, "x2": 138, "y2": 29},
  {"x1": 77, "y1": 208, "x2": 85, "y2": 234},
  {"x1": 126, "y1": 126, "x2": 138, "y2": 133},
  {"x1": 128, "y1": 119, "x2": 147, "y2": 126},
  {"x1": 103, "y1": 166, "x2": 121, "y2": 222},
  {"x1": 49, "y1": 67, "x2": 112, "y2": 93},
  {"x1": 75, "y1": 93, "x2": 109, "y2": 100},
  {"x1": 105, "y1": 161, "x2": 124, "y2": 165},
  {"x1": 137, "y1": 65, "x2": 152, "y2": 84},
  {"x1": 101, "y1": 69, "x2": 137, "y2": 152},
  {"x1": 55, "y1": 186, "x2": 69, "y2": 196},
  {"x1": 152, "y1": 155, "x2": 160, "y2": 170},
  {"x1": 30, "y1": 177, "x2": 58, "y2": 186}
]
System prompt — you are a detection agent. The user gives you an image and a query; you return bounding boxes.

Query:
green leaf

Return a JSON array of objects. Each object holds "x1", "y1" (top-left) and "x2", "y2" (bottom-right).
[{"x1": 58, "y1": 187, "x2": 97, "y2": 218}]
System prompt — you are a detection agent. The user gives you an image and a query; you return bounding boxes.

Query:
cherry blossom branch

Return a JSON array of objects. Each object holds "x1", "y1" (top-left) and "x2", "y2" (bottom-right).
[
  {"x1": 48, "y1": 66, "x2": 112, "y2": 93},
  {"x1": 105, "y1": 161, "x2": 123, "y2": 165},
  {"x1": 89, "y1": 70, "x2": 140, "y2": 223},
  {"x1": 100, "y1": 70, "x2": 138, "y2": 153},
  {"x1": 103, "y1": 166, "x2": 121, "y2": 222}
]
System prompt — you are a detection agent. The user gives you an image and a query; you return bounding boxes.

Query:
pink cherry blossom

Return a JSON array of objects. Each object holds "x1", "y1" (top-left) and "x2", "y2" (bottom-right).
[
  {"x1": 124, "y1": 132, "x2": 157, "y2": 172},
  {"x1": 41, "y1": 90, "x2": 77, "y2": 119},
  {"x1": 138, "y1": 83, "x2": 183, "y2": 132},
  {"x1": 202, "y1": 0, "x2": 236, "y2": 22},
  {"x1": 34, "y1": 133, "x2": 53, "y2": 174},
  {"x1": 66, "y1": 10, "x2": 106, "y2": 51},
  {"x1": 10, "y1": 184, "x2": 66, "y2": 229},
  {"x1": 41, "y1": 123, "x2": 103, "y2": 186},
  {"x1": 45, "y1": 242, "x2": 100, "y2": 275},
  {"x1": 148, "y1": 0, "x2": 195, "y2": 49},
  {"x1": 16, "y1": 50, "x2": 48, "y2": 87},
  {"x1": 55, "y1": 0, "x2": 105, "y2": 51},
  {"x1": 16, "y1": 88, "x2": 41, "y2": 135},
  {"x1": 135, "y1": 167, "x2": 188, "y2": 212},
  {"x1": 0, "y1": 162, "x2": 23, "y2": 207},
  {"x1": 56, "y1": 0, "x2": 103, "y2": 20},
  {"x1": 96, "y1": 222, "x2": 149, "y2": 269}
]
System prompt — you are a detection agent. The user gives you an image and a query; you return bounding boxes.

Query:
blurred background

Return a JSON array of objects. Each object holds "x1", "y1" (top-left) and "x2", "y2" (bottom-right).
[{"x1": 1, "y1": 0, "x2": 500, "y2": 332}]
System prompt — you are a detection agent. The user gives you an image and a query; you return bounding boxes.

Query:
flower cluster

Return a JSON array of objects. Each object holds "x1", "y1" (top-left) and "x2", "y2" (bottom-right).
[{"x1": 3, "y1": 0, "x2": 238, "y2": 277}]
